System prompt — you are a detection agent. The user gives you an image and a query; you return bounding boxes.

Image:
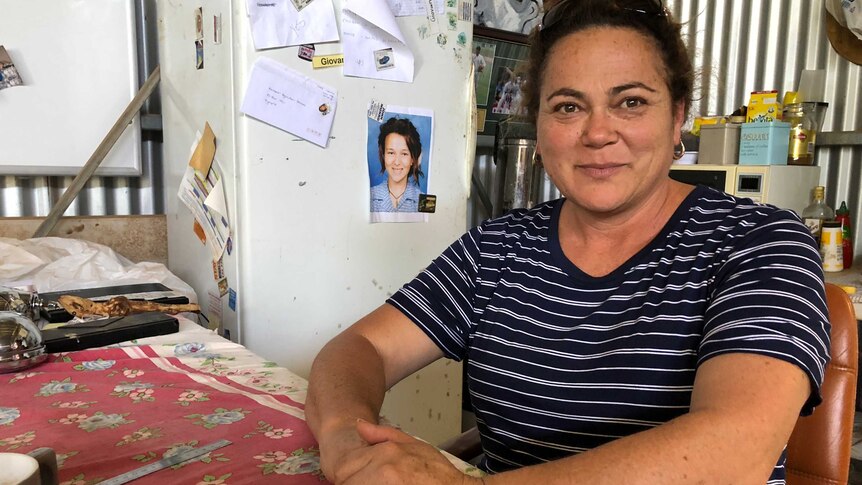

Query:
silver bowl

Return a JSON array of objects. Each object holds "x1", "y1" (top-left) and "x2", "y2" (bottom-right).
[{"x1": 0, "y1": 311, "x2": 47, "y2": 373}]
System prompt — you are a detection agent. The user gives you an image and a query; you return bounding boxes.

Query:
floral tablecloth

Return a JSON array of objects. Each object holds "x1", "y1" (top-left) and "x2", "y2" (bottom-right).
[{"x1": 0, "y1": 318, "x2": 480, "y2": 484}]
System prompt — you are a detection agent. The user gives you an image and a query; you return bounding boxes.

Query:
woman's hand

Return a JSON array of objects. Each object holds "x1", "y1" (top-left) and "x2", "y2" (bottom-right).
[
  {"x1": 317, "y1": 418, "x2": 372, "y2": 482},
  {"x1": 329, "y1": 419, "x2": 481, "y2": 485}
]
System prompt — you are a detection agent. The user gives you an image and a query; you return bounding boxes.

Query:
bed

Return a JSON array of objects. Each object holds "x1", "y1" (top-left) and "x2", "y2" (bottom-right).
[{"x1": 0, "y1": 237, "x2": 482, "y2": 483}]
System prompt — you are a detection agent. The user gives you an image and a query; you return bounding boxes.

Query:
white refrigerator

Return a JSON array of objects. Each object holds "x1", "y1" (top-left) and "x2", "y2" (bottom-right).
[{"x1": 157, "y1": 0, "x2": 474, "y2": 444}]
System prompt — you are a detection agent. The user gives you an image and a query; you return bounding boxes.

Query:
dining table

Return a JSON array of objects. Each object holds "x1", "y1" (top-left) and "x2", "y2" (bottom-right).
[{"x1": 0, "y1": 316, "x2": 484, "y2": 484}]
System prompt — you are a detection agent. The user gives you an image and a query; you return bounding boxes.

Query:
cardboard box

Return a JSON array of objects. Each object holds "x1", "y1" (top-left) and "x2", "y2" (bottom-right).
[
  {"x1": 746, "y1": 90, "x2": 782, "y2": 123},
  {"x1": 738, "y1": 121, "x2": 791, "y2": 165}
]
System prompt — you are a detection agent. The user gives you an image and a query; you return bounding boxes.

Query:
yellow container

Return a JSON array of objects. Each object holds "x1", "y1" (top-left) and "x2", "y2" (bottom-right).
[{"x1": 747, "y1": 90, "x2": 782, "y2": 123}]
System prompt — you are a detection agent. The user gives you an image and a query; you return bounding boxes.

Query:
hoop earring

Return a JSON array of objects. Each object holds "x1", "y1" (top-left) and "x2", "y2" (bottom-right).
[
  {"x1": 532, "y1": 150, "x2": 542, "y2": 165},
  {"x1": 673, "y1": 140, "x2": 686, "y2": 160}
]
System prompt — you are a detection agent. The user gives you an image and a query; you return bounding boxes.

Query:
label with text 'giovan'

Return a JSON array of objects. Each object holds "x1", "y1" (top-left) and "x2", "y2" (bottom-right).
[{"x1": 312, "y1": 54, "x2": 344, "y2": 69}]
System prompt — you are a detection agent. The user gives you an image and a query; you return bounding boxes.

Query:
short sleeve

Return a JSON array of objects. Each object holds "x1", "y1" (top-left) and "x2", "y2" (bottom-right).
[
  {"x1": 699, "y1": 210, "x2": 831, "y2": 415},
  {"x1": 386, "y1": 226, "x2": 485, "y2": 361}
]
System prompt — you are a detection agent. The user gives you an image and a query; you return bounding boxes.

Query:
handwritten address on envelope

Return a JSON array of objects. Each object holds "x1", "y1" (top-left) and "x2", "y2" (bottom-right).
[{"x1": 240, "y1": 57, "x2": 337, "y2": 147}]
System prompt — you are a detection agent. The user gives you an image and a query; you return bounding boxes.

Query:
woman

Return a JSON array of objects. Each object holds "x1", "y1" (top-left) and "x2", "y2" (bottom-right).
[
  {"x1": 308, "y1": 1, "x2": 830, "y2": 484},
  {"x1": 370, "y1": 117, "x2": 424, "y2": 212}
]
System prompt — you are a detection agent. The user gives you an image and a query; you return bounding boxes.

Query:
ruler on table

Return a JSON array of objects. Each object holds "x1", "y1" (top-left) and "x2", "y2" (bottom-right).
[{"x1": 99, "y1": 439, "x2": 232, "y2": 485}]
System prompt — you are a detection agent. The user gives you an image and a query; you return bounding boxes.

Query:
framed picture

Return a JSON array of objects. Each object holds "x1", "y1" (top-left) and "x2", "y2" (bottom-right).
[
  {"x1": 473, "y1": 0, "x2": 543, "y2": 36},
  {"x1": 473, "y1": 26, "x2": 531, "y2": 137}
]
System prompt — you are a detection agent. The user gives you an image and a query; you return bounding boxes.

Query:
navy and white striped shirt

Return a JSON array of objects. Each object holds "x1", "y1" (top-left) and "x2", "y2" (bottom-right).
[{"x1": 388, "y1": 185, "x2": 830, "y2": 483}]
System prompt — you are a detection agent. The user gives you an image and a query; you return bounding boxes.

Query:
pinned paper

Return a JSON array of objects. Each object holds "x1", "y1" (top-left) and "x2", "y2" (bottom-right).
[
  {"x1": 246, "y1": 0, "x2": 339, "y2": 49},
  {"x1": 214, "y1": 14, "x2": 223, "y2": 44},
  {"x1": 206, "y1": 289, "x2": 222, "y2": 330},
  {"x1": 190, "y1": 122, "x2": 216, "y2": 175},
  {"x1": 342, "y1": 0, "x2": 415, "y2": 83},
  {"x1": 195, "y1": 7, "x2": 204, "y2": 40},
  {"x1": 179, "y1": 157, "x2": 231, "y2": 260},
  {"x1": 240, "y1": 57, "x2": 337, "y2": 147}
]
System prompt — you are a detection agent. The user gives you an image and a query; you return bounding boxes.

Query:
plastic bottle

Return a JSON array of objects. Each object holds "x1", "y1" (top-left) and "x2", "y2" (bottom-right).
[
  {"x1": 821, "y1": 221, "x2": 844, "y2": 272},
  {"x1": 835, "y1": 201, "x2": 853, "y2": 269},
  {"x1": 801, "y1": 186, "x2": 835, "y2": 243}
]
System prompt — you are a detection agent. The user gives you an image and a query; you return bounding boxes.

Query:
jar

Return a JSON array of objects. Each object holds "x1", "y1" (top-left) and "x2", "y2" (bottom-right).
[
  {"x1": 820, "y1": 221, "x2": 844, "y2": 272},
  {"x1": 783, "y1": 103, "x2": 818, "y2": 165}
]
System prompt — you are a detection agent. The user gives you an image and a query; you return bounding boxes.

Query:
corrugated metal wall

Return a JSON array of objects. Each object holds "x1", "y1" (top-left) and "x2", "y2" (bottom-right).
[
  {"x1": 3, "y1": 0, "x2": 860, "y2": 250},
  {"x1": 469, "y1": 0, "x2": 862, "y2": 259},
  {"x1": 0, "y1": 0, "x2": 162, "y2": 219}
]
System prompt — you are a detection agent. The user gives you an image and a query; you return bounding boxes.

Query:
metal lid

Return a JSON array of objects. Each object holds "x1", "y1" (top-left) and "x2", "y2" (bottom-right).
[{"x1": 0, "y1": 311, "x2": 47, "y2": 374}]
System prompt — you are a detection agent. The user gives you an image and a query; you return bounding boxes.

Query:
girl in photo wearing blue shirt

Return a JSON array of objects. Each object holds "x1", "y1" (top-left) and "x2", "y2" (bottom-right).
[{"x1": 370, "y1": 117, "x2": 424, "y2": 212}]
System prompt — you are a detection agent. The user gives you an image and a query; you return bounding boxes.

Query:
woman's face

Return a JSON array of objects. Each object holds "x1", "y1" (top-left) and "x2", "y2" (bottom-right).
[
  {"x1": 383, "y1": 133, "x2": 415, "y2": 184},
  {"x1": 536, "y1": 26, "x2": 684, "y2": 216}
]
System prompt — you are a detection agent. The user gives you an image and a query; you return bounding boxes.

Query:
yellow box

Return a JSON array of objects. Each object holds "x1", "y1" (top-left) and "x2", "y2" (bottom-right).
[{"x1": 746, "y1": 90, "x2": 782, "y2": 123}]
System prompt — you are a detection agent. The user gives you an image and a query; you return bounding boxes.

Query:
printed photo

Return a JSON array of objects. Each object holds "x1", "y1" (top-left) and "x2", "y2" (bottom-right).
[
  {"x1": 473, "y1": 0, "x2": 543, "y2": 35},
  {"x1": 490, "y1": 62, "x2": 528, "y2": 116},
  {"x1": 0, "y1": 46, "x2": 24, "y2": 90},
  {"x1": 473, "y1": 41, "x2": 496, "y2": 106},
  {"x1": 366, "y1": 105, "x2": 434, "y2": 223}
]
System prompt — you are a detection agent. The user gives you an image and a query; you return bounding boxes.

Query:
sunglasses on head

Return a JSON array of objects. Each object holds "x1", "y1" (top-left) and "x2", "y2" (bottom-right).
[{"x1": 540, "y1": 0, "x2": 667, "y2": 32}]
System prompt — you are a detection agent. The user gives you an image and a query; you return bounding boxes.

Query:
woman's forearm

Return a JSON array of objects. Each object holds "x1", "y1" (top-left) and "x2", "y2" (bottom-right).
[{"x1": 306, "y1": 330, "x2": 388, "y2": 441}]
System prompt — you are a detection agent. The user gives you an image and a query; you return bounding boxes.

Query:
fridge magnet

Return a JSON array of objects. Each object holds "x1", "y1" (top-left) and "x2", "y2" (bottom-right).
[
  {"x1": 366, "y1": 104, "x2": 434, "y2": 223},
  {"x1": 195, "y1": 7, "x2": 204, "y2": 41},
  {"x1": 228, "y1": 288, "x2": 237, "y2": 311},
  {"x1": 457, "y1": 32, "x2": 467, "y2": 46},
  {"x1": 459, "y1": 1, "x2": 472, "y2": 22},
  {"x1": 298, "y1": 44, "x2": 315, "y2": 61},
  {"x1": 437, "y1": 33, "x2": 448, "y2": 47},
  {"x1": 213, "y1": 13, "x2": 223, "y2": 44},
  {"x1": 212, "y1": 257, "x2": 225, "y2": 280},
  {"x1": 290, "y1": 0, "x2": 316, "y2": 12},
  {"x1": 418, "y1": 194, "x2": 437, "y2": 213},
  {"x1": 318, "y1": 103, "x2": 331, "y2": 115},
  {"x1": 226, "y1": 236, "x2": 233, "y2": 255},
  {"x1": 195, "y1": 40, "x2": 204, "y2": 69},
  {"x1": 217, "y1": 278, "x2": 229, "y2": 297},
  {"x1": 374, "y1": 48, "x2": 394, "y2": 71},
  {"x1": 0, "y1": 46, "x2": 24, "y2": 90},
  {"x1": 447, "y1": 12, "x2": 458, "y2": 30}
]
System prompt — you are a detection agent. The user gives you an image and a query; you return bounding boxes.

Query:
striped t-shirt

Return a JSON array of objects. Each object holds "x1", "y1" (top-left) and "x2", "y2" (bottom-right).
[{"x1": 388, "y1": 185, "x2": 830, "y2": 483}]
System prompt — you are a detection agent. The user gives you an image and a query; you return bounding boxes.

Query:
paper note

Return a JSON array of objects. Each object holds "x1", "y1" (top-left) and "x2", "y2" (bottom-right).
[
  {"x1": 246, "y1": 0, "x2": 338, "y2": 49},
  {"x1": 343, "y1": 0, "x2": 414, "y2": 83},
  {"x1": 189, "y1": 122, "x2": 216, "y2": 175},
  {"x1": 240, "y1": 57, "x2": 337, "y2": 147},
  {"x1": 386, "y1": 0, "x2": 443, "y2": 16},
  {"x1": 178, "y1": 158, "x2": 231, "y2": 260}
]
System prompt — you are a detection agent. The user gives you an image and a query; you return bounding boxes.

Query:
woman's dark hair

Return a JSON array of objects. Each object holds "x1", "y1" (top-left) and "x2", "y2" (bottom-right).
[
  {"x1": 523, "y1": 0, "x2": 693, "y2": 124},
  {"x1": 377, "y1": 117, "x2": 424, "y2": 184}
]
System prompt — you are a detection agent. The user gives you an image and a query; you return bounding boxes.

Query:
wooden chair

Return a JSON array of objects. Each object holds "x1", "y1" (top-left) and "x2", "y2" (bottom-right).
[{"x1": 442, "y1": 283, "x2": 859, "y2": 483}]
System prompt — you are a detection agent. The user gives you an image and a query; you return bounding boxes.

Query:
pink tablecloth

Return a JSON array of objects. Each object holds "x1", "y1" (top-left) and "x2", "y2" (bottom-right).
[{"x1": 1, "y1": 342, "x2": 323, "y2": 484}]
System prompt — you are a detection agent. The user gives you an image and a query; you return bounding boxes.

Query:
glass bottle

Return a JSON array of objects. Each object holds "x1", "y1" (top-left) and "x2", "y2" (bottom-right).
[
  {"x1": 784, "y1": 103, "x2": 818, "y2": 166},
  {"x1": 835, "y1": 201, "x2": 853, "y2": 269},
  {"x1": 801, "y1": 186, "x2": 834, "y2": 243}
]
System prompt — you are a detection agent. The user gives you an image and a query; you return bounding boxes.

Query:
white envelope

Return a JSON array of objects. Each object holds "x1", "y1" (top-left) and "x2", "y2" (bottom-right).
[
  {"x1": 246, "y1": 0, "x2": 339, "y2": 50},
  {"x1": 240, "y1": 57, "x2": 337, "y2": 148},
  {"x1": 343, "y1": 0, "x2": 414, "y2": 83}
]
